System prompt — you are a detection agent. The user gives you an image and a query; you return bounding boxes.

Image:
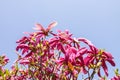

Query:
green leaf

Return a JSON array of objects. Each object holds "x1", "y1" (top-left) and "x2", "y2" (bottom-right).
[
  {"x1": 0, "y1": 69, "x2": 3, "y2": 76},
  {"x1": 115, "y1": 68, "x2": 119, "y2": 76},
  {"x1": 5, "y1": 69, "x2": 10, "y2": 76}
]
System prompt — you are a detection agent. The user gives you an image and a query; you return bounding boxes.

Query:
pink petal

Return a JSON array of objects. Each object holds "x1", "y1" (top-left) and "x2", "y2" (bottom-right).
[
  {"x1": 81, "y1": 67, "x2": 87, "y2": 74},
  {"x1": 84, "y1": 56, "x2": 93, "y2": 66},
  {"x1": 47, "y1": 21, "x2": 57, "y2": 31},
  {"x1": 25, "y1": 51, "x2": 33, "y2": 57},
  {"x1": 107, "y1": 59, "x2": 115, "y2": 66},
  {"x1": 102, "y1": 60, "x2": 108, "y2": 76},
  {"x1": 98, "y1": 69, "x2": 101, "y2": 77},
  {"x1": 22, "y1": 48, "x2": 29, "y2": 54},
  {"x1": 49, "y1": 39, "x2": 59, "y2": 45},
  {"x1": 33, "y1": 23, "x2": 44, "y2": 31},
  {"x1": 16, "y1": 36, "x2": 28, "y2": 43},
  {"x1": 103, "y1": 52, "x2": 113, "y2": 59},
  {"x1": 78, "y1": 38, "x2": 94, "y2": 47},
  {"x1": 56, "y1": 58, "x2": 65, "y2": 64},
  {"x1": 69, "y1": 53, "x2": 76, "y2": 63},
  {"x1": 78, "y1": 47, "x2": 87, "y2": 55},
  {"x1": 111, "y1": 76, "x2": 120, "y2": 80},
  {"x1": 56, "y1": 58, "x2": 65, "y2": 68},
  {"x1": 16, "y1": 44, "x2": 29, "y2": 52},
  {"x1": 2, "y1": 55, "x2": 9, "y2": 63},
  {"x1": 70, "y1": 47, "x2": 77, "y2": 54},
  {"x1": 57, "y1": 43, "x2": 66, "y2": 54},
  {"x1": 20, "y1": 59, "x2": 30, "y2": 65}
]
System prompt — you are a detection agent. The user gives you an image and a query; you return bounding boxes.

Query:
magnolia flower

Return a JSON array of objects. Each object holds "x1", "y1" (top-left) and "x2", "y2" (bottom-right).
[
  {"x1": 57, "y1": 30, "x2": 72, "y2": 40},
  {"x1": 84, "y1": 48, "x2": 115, "y2": 76},
  {"x1": 77, "y1": 38, "x2": 115, "y2": 76},
  {"x1": 56, "y1": 45, "x2": 87, "y2": 76},
  {"x1": 0, "y1": 55, "x2": 9, "y2": 66}
]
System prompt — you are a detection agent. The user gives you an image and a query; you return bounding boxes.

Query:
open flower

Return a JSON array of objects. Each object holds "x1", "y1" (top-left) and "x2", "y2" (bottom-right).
[
  {"x1": 84, "y1": 48, "x2": 115, "y2": 76},
  {"x1": 77, "y1": 37, "x2": 115, "y2": 76},
  {"x1": 57, "y1": 30, "x2": 72, "y2": 40},
  {"x1": 56, "y1": 45, "x2": 87, "y2": 77},
  {"x1": 0, "y1": 55, "x2": 9, "y2": 66}
]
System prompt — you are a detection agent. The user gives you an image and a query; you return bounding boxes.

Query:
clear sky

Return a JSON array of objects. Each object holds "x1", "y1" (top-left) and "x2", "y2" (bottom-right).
[{"x1": 0, "y1": 0, "x2": 120, "y2": 79}]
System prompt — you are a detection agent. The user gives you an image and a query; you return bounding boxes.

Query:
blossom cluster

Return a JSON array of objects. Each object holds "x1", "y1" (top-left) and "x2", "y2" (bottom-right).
[{"x1": 0, "y1": 22, "x2": 118, "y2": 80}]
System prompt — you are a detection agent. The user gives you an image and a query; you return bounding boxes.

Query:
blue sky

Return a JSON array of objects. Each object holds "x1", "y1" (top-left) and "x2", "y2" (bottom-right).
[{"x1": 0, "y1": 0, "x2": 120, "y2": 79}]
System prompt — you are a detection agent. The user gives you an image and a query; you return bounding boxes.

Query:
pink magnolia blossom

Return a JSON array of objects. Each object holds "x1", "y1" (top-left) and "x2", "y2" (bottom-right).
[
  {"x1": 57, "y1": 30, "x2": 72, "y2": 40},
  {"x1": 84, "y1": 48, "x2": 115, "y2": 76},
  {"x1": 0, "y1": 55, "x2": 9, "y2": 66},
  {"x1": 2, "y1": 55, "x2": 9, "y2": 64},
  {"x1": 77, "y1": 38, "x2": 115, "y2": 76},
  {"x1": 56, "y1": 45, "x2": 88, "y2": 76}
]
